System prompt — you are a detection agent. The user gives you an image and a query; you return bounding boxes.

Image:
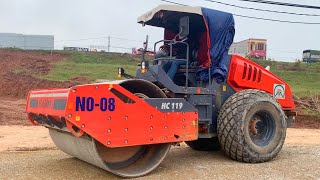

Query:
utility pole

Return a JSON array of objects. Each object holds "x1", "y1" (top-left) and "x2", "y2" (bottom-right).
[
  {"x1": 107, "y1": 36, "x2": 110, "y2": 52},
  {"x1": 142, "y1": 35, "x2": 149, "y2": 62}
]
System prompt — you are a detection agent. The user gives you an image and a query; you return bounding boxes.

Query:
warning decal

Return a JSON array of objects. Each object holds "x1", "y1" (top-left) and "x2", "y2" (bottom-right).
[{"x1": 274, "y1": 84, "x2": 285, "y2": 99}]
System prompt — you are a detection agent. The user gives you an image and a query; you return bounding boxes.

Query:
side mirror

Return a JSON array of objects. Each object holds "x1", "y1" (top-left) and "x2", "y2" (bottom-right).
[{"x1": 178, "y1": 16, "x2": 189, "y2": 39}]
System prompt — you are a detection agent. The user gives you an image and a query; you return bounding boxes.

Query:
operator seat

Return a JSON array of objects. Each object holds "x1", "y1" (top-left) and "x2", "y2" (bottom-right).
[{"x1": 176, "y1": 48, "x2": 199, "y2": 73}]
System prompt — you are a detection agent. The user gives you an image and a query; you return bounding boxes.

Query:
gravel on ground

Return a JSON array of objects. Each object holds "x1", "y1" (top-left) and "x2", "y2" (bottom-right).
[{"x1": 0, "y1": 126, "x2": 320, "y2": 179}]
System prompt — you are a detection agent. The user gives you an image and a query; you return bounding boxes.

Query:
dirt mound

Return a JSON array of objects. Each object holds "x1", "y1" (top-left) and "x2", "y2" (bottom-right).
[
  {"x1": 0, "y1": 49, "x2": 88, "y2": 98},
  {"x1": 0, "y1": 98, "x2": 29, "y2": 126},
  {"x1": 295, "y1": 96, "x2": 320, "y2": 114},
  {"x1": 293, "y1": 114, "x2": 320, "y2": 129},
  {"x1": 293, "y1": 96, "x2": 320, "y2": 129},
  {"x1": 0, "y1": 49, "x2": 91, "y2": 125},
  {"x1": 2, "y1": 72, "x2": 76, "y2": 98}
]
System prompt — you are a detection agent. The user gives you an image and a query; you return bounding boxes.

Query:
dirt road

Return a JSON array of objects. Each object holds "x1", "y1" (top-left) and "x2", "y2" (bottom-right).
[{"x1": 0, "y1": 126, "x2": 320, "y2": 179}]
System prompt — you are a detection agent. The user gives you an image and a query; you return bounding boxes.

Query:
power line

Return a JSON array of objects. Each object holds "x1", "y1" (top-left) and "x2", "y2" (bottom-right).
[
  {"x1": 204, "y1": 0, "x2": 320, "y2": 16},
  {"x1": 160, "y1": 0, "x2": 320, "y2": 24},
  {"x1": 268, "y1": 49, "x2": 297, "y2": 54},
  {"x1": 110, "y1": 37, "x2": 142, "y2": 43},
  {"x1": 229, "y1": 44, "x2": 298, "y2": 53},
  {"x1": 233, "y1": 14, "x2": 320, "y2": 24},
  {"x1": 161, "y1": 0, "x2": 186, "y2": 6},
  {"x1": 237, "y1": 0, "x2": 320, "y2": 10},
  {"x1": 110, "y1": 46, "x2": 134, "y2": 50},
  {"x1": 55, "y1": 36, "x2": 151, "y2": 44},
  {"x1": 110, "y1": 36, "x2": 156, "y2": 44},
  {"x1": 54, "y1": 36, "x2": 107, "y2": 42}
]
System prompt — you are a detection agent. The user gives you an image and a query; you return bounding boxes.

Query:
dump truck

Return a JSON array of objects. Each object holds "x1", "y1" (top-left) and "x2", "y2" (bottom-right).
[{"x1": 26, "y1": 5, "x2": 296, "y2": 178}]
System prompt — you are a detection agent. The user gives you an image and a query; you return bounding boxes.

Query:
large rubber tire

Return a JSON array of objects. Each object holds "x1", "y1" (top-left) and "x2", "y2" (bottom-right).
[
  {"x1": 185, "y1": 137, "x2": 220, "y2": 151},
  {"x1": 217, "y1": 89, "x2": 286, "y2": 163}
]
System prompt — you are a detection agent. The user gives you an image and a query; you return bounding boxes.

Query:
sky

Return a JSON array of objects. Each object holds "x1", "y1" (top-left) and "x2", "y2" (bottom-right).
[{"x1": 0, "y1": 0, "x2": 320, "y2": 61}]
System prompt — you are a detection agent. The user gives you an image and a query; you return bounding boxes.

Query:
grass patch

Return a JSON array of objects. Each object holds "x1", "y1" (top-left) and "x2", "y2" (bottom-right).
[
  {"x1": 273, "y1": 71, "x2": 320, "y2": 97},
  {"x1": 43, "y1": 52, "x2": 320, "y2": 97},
  {"x1": 43, "y1": 52, "x2": 140, "y2": 81},
  {"x1": 253, "y1": 59, "x2": 320, "y2": 97},
  {"x1": 45, "y1": 52, "x2": 320, "y2": 95},
  {"x1": 251, "y1": 59, "x2": 320, "y2": 117}
]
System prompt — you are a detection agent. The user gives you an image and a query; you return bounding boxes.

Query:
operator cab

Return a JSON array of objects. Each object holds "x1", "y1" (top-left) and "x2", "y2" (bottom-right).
[{"x1": 137, "y1": 5, "x2": 211, "y2": 88}]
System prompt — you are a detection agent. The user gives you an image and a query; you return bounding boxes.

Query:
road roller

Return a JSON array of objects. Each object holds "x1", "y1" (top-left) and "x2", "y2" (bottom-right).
[{"x1": 26, "y1": 5, "x2": 296, "y2": 178}]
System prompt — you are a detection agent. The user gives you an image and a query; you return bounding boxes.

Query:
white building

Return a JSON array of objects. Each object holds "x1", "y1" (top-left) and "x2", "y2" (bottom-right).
[
  {"x1": 229, "y1": 38, "x2": 267, "y2": 59},
  {"x1": 0, "y1": 33, "x2": 54, "y2": 50}
]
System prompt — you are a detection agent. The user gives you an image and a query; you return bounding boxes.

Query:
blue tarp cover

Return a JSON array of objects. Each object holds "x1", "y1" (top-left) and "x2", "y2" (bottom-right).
[{"x1": 196, "y1": 8, "x2": 235, "y2": 83}]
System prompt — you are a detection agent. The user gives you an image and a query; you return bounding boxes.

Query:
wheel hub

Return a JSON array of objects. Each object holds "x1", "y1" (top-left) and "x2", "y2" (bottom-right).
[
  {"x1": 248, "y1": 111, "x2": 276, "y2": 146},
  {"x1": 249, "y1": 118, "x2": 261, "y2": 135}
]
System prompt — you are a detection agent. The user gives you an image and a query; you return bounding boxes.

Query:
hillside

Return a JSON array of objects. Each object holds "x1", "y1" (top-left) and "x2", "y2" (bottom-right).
[
  {"x1": 252, "y1": 59, "x2": 320, "y2": 121},
  {"x1": 0, "y1": 49, "x2": 148, "y2": 98},
  {"x1": 2, "y1": 49, "x2": 319, "y2": 97},
  {"x1": 0, "y1": 49, "x2": 319, "y2": 127},
  {"x1": 253, "y1": 59, "x2": 320, "y2": 97},
  {"x1": 42, "y1": 51, "x2": 320, "y2": 97}
]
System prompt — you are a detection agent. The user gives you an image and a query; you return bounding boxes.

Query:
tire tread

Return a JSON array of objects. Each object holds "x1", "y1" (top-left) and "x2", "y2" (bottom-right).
[{"x1": 217, "y1": 89, "x2": 286, "y2": 163}]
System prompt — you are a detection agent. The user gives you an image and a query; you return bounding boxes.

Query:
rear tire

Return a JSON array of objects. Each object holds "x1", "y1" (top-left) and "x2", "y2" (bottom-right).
[
  {"x1": 185, "y1": 137, "x2": 220, "y2": 151},
  {"x1": 217, "y1": 89, "x2": 286, "y2": 163}
]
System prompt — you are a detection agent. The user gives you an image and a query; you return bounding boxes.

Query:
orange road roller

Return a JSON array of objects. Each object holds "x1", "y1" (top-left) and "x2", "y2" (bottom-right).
[{"x1": 26, "y1": 5, "x2": 296, "y2": 178}]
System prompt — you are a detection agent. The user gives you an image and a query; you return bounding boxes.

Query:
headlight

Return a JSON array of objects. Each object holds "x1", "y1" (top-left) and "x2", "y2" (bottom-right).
[
  {"x1": 118, "y1": 68, "x2": 124, "y2": 78},
  {"x1": 141, "y1": 61, "x2": 149, "y2": 70},
  {"x1": 142, "y1": 61, "x2": 146, "y2": 69}
]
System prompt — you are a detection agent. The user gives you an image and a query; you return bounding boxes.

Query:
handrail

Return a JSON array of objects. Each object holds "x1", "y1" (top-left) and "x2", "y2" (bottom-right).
[{"x1": 154, "y1": 39, "x2": 190, "y2": 88}]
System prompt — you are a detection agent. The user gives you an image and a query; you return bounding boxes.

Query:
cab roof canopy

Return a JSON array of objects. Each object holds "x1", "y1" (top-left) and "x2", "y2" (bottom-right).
[
  {"x1": 137, "y1": 5, "x2": 206, "y2": 32},
  {"x1": 138, "y1": 5, "x2": 235, "y2": 83}
]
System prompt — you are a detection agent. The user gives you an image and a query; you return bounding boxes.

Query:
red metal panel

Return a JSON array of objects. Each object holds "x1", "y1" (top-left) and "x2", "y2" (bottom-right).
[
  {"x1": 59, "y1": 84, "x2": 199, "y2": 148},
  {"x1": 227, "y1": 55, "x2": 295, "y2": 110},
  {"x1": 26, "y1": 88, "x2": 70, "y2": 118}
]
